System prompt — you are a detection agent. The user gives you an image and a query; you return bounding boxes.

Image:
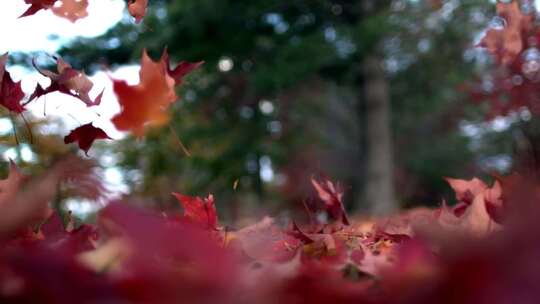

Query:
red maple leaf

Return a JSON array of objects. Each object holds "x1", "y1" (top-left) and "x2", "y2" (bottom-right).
[
  {"x1": 172, "y1": 193, "x2": 218, "y2": 230},
  {"x1": 30, "y1": 57, "x2": 103, "y2": 107},
  {"x1": 0, "y1": 53, "x2": 26, "y2": 113},
  {"x1": 64, "y1": 123, "x2": 111, "y2": 155},
  {"x1": 19, "y1": 0, "x2": 57, "y2": 18},
  {"x1": 20, "y1": 0, "x2": 89, "y2": 23},
  {"x1": 162, "y1": 48, "x2": 204, "y2": 85}
]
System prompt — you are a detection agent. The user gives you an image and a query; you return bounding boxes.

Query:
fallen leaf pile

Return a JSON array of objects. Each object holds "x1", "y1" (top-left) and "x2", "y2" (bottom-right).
[
  {"x1": 0, "y1": 172, "x2": 538, "y2": 303},
  {"x1": 2, "y1": 1, "x2": 540, "y2": 303}
]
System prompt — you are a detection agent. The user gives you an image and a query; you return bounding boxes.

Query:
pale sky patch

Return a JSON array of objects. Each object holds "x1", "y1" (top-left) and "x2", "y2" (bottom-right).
[{"x1": 0, "y1": 0, "x2": 125, "y2": 54}]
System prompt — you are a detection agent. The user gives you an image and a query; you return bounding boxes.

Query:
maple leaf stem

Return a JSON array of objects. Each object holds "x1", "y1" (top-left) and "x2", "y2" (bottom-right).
[
  {"x1": 20, "y1": 112, "x2": 33, "y2": 145},
  {"x1": 168, "y1": 124, "x2": 191, "y2": 157},
  {"x1": 66, "y1": 113, "x2": 82, "y2": 126},
  {"x1": 21, "y1": 91, "x2": 37, "y2": 107},
  {"x1": 9, "y1": 112, "x2": 19, "y2": 146}
]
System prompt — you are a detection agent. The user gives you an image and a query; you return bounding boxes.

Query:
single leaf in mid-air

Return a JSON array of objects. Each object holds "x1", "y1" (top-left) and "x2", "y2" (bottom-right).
[
  {"x1": 64, "y1": 123, "x2": 111, "y2": 155},
  {"x1": 30, "y1": 57, "x2": 103, "y2": 107},
  {"x1": 161, "y1": 48, "x2": 204, "y2": 85},
  {"x1": 111, "y1": 49, "x2": 201, "y2": 136},
  {"x1": 51, "y1": 0, "x2": 89, "y2": 22},
  {"x1": 128, "y1": 0, "x2": 148, "y2": 23},
  {"x1": 19, "y1": 0, "x2": 57, "y2": 18},
  {"x1": 112, "y1": 50, "x2": 175, "y2": 136},
  {"x1": 0, "y1": 53, "x2": 26, "y2": 113}
]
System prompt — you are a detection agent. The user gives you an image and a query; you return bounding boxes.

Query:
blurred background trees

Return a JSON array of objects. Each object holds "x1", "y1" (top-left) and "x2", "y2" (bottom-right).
[{"x1": 48, "y1": 0, "x2": 519, "y2": 221}]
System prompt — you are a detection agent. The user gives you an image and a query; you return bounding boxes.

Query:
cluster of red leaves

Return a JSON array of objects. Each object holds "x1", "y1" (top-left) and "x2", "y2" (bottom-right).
[
  {"x1": 2, "y1": 170, "x2": 540, "y2": 303},
  {"x1": 0, "y1": 51, "x2": 101, "y2": 154},
  {"x1": 5, "y1": 1, "x2": 540, "y2": 302},
  {"x1": 472, "y1": 0, "x2": 540, "y2": 118},
  {"x1": 10, "y1": 1, "x2": 200, "y2": 154},
  {"x1": 0, "y1": 49, "x2": 200, "y2": 154},
  {"x1": 20, "y1": 0, "x2": 148, "y2": 23}
]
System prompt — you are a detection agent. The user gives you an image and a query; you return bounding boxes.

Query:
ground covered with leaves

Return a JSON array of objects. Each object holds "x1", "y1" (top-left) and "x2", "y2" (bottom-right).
[
  {"x1": 2, "y1": 1, "x2": 540, "y2": 303},
  {"x1": 1, "y1": 168, "x2": 540, "y2": 304}
]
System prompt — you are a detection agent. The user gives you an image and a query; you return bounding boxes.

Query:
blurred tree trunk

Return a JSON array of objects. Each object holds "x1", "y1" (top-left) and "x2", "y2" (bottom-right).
[{"x1": 361, "y1": 55, "x2": 396, "y2": 215}]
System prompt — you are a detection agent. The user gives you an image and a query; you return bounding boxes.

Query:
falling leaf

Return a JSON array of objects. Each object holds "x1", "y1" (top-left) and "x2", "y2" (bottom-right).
[
  {"x1": 51, "y1": 0, "x2": 89, "y2": 23},
  {"x1": 128, "y1": 0, "x2": 148, "y2": 23},
  {"x1": 162, "y1": 48, "x2": 204, "y2": 85},
  {"x1": 0, "y1": 53, "x2": 26, "y2": 113},
  {"x1": 64, "y1": 123, "x2": 111, "y2": 155},
  {"x1": 111, "y1": 49, "x2": 200, "y2": 136},
  {"x1": 19, "y1": 0, "x2": 57, "y2": 18},
  {"x1": 111, "y1": 50, "x2": 176, "y2": 136},
  {"x1": 30, "y1": 57, "x2": 103, "y2": 107}
]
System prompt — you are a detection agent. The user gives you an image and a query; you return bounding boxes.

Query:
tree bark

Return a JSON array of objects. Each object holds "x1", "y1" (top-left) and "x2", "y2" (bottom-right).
[{"x1": 361, "y1": 55, "x2": 397, "y2": 215}]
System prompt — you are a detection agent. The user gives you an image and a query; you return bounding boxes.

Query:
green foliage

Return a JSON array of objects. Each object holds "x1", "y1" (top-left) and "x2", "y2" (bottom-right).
[{"x1": 58, "y1": 0, "x2": 507, "y2": 216}]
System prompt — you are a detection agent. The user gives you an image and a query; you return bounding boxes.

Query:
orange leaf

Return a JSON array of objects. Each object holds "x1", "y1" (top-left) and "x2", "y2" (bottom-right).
[
  {"x1": 128, "y1": 0, "x2": 148, "y2": 23},
  {"x1": 112, "y1": 50, "x2": 177, "y2": 136},
  {"x1": 112, "y1": 49, "x2": 201, "y2": 136},
  {"x1": 51, "y1": 0, "x2": 89, "y2": 22}
]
